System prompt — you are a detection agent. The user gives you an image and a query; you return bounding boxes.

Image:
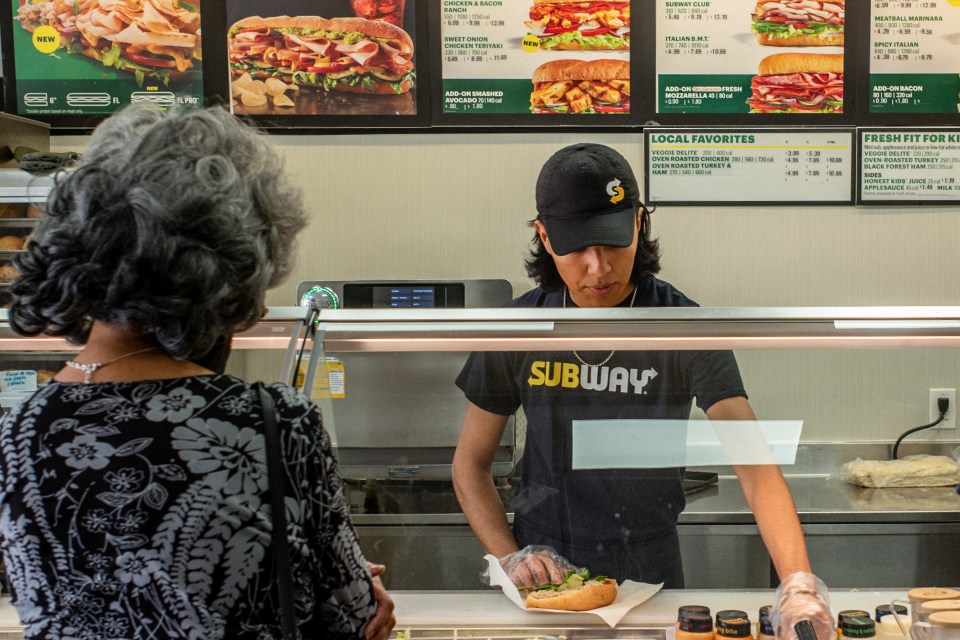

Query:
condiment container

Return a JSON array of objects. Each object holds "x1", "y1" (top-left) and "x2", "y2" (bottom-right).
[
  {"x1": 841, "y1": 616, "x2": 877, "y2": 640},
  {"x1": 838, "y1": 611, "x2": 874, "y2": 640},
  {"x1": 877, "y1": 615, "x2": 911, "y2": 640},
  {"x1": 757, "y1": 605, "x2": 775, "y2": 640},
  {"x1": 678, "y1": 606, "x2": 713, "y2": 638},
  {"x1": 909, "y1": 590, "x2": 960, "y2": 624},
  {"x1": 877, "y1": 606, "x2": 910, "y2": 623},
  {"x1": 912, "y1": 611, "x2": 960, "y2": 640},
  {"x1": 678, "y1": 612, "x2": 715, "y2": 640},
  {"x1": 716, "y1": 610, "x2": 752, "y2": 640},
  {"x1": 921, "y1": 601, "x2": 960, "y2": 621}
]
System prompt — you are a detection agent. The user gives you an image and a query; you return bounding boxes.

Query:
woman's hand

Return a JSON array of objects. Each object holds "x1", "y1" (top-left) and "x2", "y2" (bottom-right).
[{"x1": 364, "y1": 562, "x2": 396, "y2": 640}]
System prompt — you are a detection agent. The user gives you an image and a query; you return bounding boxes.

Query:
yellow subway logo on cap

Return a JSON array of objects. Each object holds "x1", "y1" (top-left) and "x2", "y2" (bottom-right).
[{"x1": 607, "y1": 179, "x2": 625, "y2": 204}]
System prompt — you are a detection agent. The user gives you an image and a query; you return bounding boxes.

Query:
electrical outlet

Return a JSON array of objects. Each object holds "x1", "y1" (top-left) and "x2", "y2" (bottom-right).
[{"x1": 929, "y1": 389, "x2": 956, "y2": 430}]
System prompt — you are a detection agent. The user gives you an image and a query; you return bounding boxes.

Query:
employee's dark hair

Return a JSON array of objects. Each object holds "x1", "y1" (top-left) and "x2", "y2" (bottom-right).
[
  {"x1": 524, "y1": 205, "x2": 661, "y2": 291},
  {"x1": 9, "y1": 105, "x2": 307, "y2": 360}
]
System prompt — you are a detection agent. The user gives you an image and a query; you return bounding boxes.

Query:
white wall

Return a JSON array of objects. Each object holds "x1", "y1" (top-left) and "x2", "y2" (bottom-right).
[{"x1": 53, "y1": 132, "x2": 960, "y2": 444}]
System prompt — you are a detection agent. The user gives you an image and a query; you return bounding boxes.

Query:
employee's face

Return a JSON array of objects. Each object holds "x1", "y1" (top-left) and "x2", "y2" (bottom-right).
[{"x1": 535, "y1": 212, "x2": 641, "y2": 308}]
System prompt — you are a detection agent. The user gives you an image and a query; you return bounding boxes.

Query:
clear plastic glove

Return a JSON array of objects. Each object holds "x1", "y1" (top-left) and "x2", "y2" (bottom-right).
[
  {"x1": 491, "y1": 545, "x2": 577, "y2": 589},
  {"x1": 772, "y1": 572, "x2": 835, "y2": 640}
]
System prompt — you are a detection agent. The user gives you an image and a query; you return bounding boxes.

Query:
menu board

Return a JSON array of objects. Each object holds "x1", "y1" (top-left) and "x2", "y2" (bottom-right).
[
  {"x1": 3, "y1": 0, "x2": 203, "y2": 118},
  {"x1": 439, "y1": 1, "x2": 631, "y2": 117},
  {"x1": 869, "y1": 1, "x2": 960, "y2": 114},
  {"x1": 226, "y1": 1, "x2": 419, "y2": 119},
  {"x1": 860, "y1": 128, "x2": 960, "y2": 203},
  {"x1": 656, "y1": 0, "x2": 846, "y2": 117},
  {"x1": 646, "y1": 128, "x2": 855, "y2": 205}
]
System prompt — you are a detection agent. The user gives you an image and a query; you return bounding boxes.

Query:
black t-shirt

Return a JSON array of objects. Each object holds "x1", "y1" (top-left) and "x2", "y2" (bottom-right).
[{"x1": 455, "y1": 276, "x2": 746, "y2": 585}]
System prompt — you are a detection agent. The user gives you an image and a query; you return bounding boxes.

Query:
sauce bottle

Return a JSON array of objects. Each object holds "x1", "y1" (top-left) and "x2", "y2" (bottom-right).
[
  {"x1": 876, "y1": 614, "x2": 910, "y2": 640},
  {"x1": 678, "y1": 612, "x2": 715, "y2": 640},
  {"x1": 716, "y1": 610, "x2": 752, "y2": 640},
  {"x1": 841, "y1": 616, "x2": 877, "y2": 640},
  {"x1": 838, "y1": 611, "x2": 873, "y2": 640},
  {"x1": 876, "y1": 605, "x2": 909, "y2": 623},
  {"x1": 678, "y1": 606, "x2": 712, "y2": 634},
  {"x1": 757, "y1": 605, "x2": 776, "y2": 640}
]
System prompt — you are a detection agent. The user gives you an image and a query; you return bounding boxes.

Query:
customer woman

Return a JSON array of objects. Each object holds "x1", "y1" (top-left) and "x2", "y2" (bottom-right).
[{"x1": 0, "y1": 106, "x2": 395, "y2": 640}]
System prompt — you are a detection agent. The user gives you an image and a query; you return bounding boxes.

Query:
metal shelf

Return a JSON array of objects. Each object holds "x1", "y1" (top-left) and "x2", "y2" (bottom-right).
[{"x1": 2, "y1": 306, "x2": 960, "y2": 352}]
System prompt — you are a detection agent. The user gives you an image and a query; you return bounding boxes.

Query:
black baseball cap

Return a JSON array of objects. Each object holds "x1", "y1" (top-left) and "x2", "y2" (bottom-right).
[{"x1": 535, "y1": 143, "x2": 640, "y2": 256}]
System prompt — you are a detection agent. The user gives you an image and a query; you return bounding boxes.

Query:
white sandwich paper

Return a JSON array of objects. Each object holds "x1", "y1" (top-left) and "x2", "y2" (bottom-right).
[{"x1": 484, "y1": 554, "x2": 662, "y2": 628}]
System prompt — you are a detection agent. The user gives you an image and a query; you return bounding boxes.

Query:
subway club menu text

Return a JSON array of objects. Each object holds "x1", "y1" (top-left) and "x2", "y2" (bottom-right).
[{"x1": 657, "y1": 0, "x2": 845, "y2": 115}]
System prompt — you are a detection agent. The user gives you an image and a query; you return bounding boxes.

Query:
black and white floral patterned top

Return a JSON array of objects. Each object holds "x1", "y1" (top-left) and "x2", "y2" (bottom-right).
[{"x1": 0, "y1": 375, "x2": 376, "y2": 640}]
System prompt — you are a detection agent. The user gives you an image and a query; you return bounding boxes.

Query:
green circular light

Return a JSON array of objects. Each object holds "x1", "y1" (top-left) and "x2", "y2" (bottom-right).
[{"x1": 300, "y1": 285, "x2": 340, "y2": 309}]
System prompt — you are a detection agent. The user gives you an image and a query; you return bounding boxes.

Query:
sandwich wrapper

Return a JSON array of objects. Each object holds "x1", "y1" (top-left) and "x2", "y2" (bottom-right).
[{"x1": 484, "y1": 554, "x2": 662, "y2": 628}]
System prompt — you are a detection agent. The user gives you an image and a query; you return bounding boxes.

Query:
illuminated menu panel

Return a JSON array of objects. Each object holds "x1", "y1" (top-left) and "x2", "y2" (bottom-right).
[
  {"x1": 440, "y1": 0, "x2": 631, "y2": 116},
  {"x1": 646, "y1": 128, "x2": 854, "y2": 205},
  {"x1": 870, "y1": 0, "x2": 960, "y2": 114},
  {"x1": 656, "y1": 0, "x2": 846, "y2": 116},
  {"x1": 860, "y1": 128, "x2": 960, "y2": 203},
  {"x1": 7, "y1": 0, "x2": 203, "y2": 117}
]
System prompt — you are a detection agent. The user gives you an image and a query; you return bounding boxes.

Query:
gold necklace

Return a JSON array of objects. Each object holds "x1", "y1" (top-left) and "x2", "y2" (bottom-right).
[
  {"x1": 562, "y1": 285, "x2": 638, "y2": 368},
  {"x1": 65, "y1": 347, "x2": 160, "y2": 384}
]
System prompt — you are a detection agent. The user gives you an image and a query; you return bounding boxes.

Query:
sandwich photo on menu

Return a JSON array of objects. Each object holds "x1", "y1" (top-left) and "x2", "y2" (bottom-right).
[
  {"x1": 524, "y1": 0, "x2": 630, "y2": 50},
  {"x1": 530, "y1": 59, "x2": 629, "y2": 114},
  {"x1": 15, "y1": 0, "x2": 202, "y2": 86},
  {"x1": 227, "y1": 15, "x2": 415, "y2": 114},
  {"x1": 751, "y1": 0, "x2": 844, "y2": 47},
  {"x1": 747, "y1": 52, "x2": 843, "y2": 113}
]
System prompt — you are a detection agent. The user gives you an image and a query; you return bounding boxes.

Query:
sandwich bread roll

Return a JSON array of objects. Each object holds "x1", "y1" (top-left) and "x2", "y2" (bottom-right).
[
  {"x1": 748, "y1": 52, "x2": 844, "y2": 113},
  {"x1": 752, "y1": 0, "x2": 845, "y2": 47},
  {"x1": 0, "y1": 236, "x2": 24, "y2": 250},
  {"x1": 759, "y1": 52, "x2": 843, "y2": 76},
  {"x1": 524, "y1": 569, "x2": 618, "y2": 611},
  {"x1": 758, "y1": 32, "x2": 840, "y2": 47},
  {"x1": 532, "y1": 58, "x2": 628, "y2": 84},
  {"x1": 531, "y1": 59, "x2": 630, "y2": 114},
  {"x1": 229, "y1": 15, "x2": 415, "y2": 96}
]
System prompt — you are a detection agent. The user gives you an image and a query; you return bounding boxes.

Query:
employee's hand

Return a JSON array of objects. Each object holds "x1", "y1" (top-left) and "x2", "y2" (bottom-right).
[
  {"x1": 771, "y1": 571, "x2": 834, "y2": 640},
  {"x1": 499, "y1": 545, "x2": 577, "y2": 589},
  {"x1": 364, "y1": 562, "x2": 396, "y2": 640}
]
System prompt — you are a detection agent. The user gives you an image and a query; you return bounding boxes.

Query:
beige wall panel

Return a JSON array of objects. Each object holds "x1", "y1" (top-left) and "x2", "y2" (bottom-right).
[{"x1": 52, "y1": 133, "x2": 960, "y2": 446}]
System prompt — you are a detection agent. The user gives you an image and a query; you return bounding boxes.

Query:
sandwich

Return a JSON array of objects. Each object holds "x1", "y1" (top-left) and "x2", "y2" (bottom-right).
[
  {"x1": 524, "y1": 0, "x2": 630, "y2": 51},
  {"x1": 751, "y1": 0, "x2": 844, "y2": 47},
  {"x1": 228, "y1": 15, "x2": 415, "y2": 95},
  {"x1": 530, "y1": 59, "x2": 629, "y2": 114},
  {"x1": 16, "y1": 0, "x2": 201, "y2": 86},
  {"x1": 747, "y1": 53, "x2": 843, "y2": 113},
  {"x1": 524, "y1": 568, "x2": 617, "y2": 611}
]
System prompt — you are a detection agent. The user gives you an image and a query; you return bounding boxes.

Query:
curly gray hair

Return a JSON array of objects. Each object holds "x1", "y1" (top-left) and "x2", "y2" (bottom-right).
[{"x1": 9, "y1": 106, "x2": 307, "y2": 359}]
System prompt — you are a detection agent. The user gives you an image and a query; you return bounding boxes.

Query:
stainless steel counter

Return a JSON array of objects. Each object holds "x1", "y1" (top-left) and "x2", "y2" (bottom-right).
[
  {"x1": 350, "y1": 475, "x2": 960, "y2": 526},
  {"x1": 681, "y1": 476, "x2": 960, "y2": 524},
  {"x1": 353, "y1": 467, "x2": 960, "y2": 590}
]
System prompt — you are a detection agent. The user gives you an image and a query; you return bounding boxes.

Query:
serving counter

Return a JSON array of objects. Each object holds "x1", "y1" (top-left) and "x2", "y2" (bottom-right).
[
  {"x1": 0, "y1": 589, "x2": 923, "y2": 639},
  {"x1": 1, "y1": 307, "x2": 959, "y2": 593},
  {"x1": 390, "y1": 589, "x2": 913, "y2": 638}
]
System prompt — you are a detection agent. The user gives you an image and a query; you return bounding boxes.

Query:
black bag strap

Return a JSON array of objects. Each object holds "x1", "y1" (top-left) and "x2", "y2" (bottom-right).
[{"x1": 257, "y1": 383, "x2": 297, "y2": 640}]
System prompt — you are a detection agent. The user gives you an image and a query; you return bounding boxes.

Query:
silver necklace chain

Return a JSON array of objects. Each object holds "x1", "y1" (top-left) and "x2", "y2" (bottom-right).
[
  {"x1": 65, "y1": 347, "x2": 160, "y2": 384},
  {"x1": 562, "y1": 285, "x2": 638, "y2": 368}
]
